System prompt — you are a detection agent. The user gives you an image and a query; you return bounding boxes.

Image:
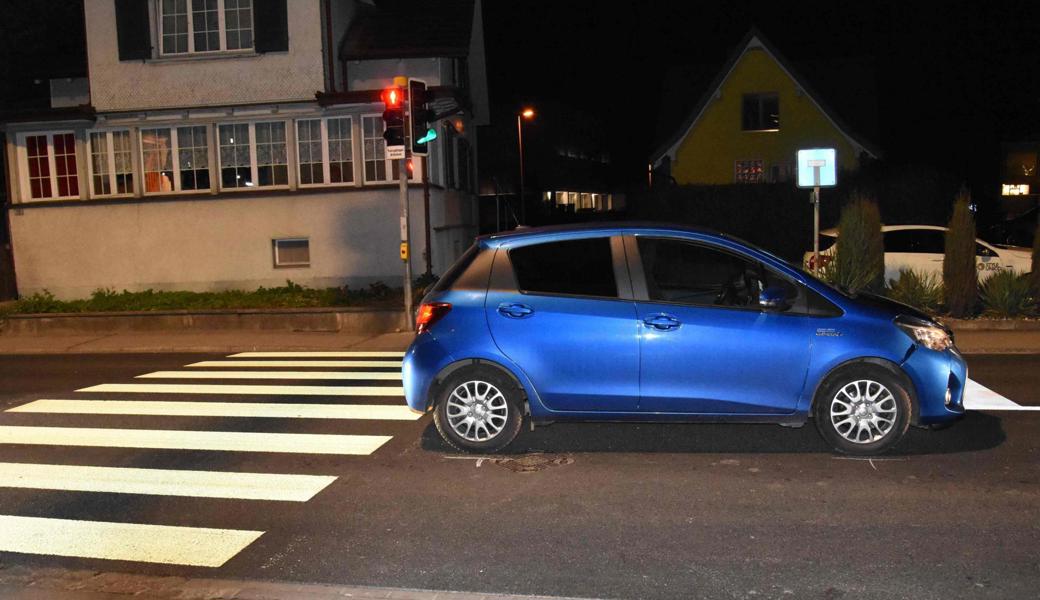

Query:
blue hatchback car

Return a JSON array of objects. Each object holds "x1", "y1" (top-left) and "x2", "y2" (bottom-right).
[{"x1": 403, "y1": 224, "x2": 966, "y2": 455}]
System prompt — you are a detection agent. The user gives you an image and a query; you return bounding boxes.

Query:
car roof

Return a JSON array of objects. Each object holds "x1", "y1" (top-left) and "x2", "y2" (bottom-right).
[{"x1": 478, "y1": 222, "x2": 725, "y2": 246}]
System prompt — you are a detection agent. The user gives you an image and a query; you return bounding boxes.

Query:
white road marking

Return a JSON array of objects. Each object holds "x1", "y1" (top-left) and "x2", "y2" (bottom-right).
[
  {"x1": 76, "y1": 383, "x2": 404, "y2": 396},
  {"x1": 11, "y1": 400, "x2": 421, "y2": 421},
  {"x1": 0, "y1": 462, "x2": 336, "y2": 501},
  {"x1": 138, "y1": 370, "x2": 402, "y2": 380},
  {"x1": 229, "y1": 351, "x2": 406, "y2": 358},
  {"x1": 0, "y1": 426, "x2": 392, "y2": 455},
  {"x1": 963, "y1": 378, "x2": 1039, "y2": 410},
  {"x1": 0, "y1": 515, "x2": 262, "y2": 567},
  {"x1": 186, "y1": 360, "x2": 402, "y2": 368}
]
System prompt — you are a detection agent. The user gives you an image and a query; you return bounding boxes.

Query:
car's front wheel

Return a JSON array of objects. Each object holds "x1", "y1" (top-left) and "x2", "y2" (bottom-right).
[
  {"x1": 433, "y1": 365, "x2": 524, "y2": 453},
  {"x1": 813, "y1": 364, "x2": 912, "y2": 455}
]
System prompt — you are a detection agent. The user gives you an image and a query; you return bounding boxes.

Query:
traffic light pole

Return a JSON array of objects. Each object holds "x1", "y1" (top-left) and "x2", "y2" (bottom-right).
[{"x1": 400, "y1": 158, "x2": 413, "y2": 330}]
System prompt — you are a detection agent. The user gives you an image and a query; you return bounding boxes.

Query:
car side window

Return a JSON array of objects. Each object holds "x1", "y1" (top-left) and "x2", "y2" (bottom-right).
[
  {"x1": 884, "y1": 230, "x2": 944, "y2": 254},
  {"x1": 976, "y1": 243, "x2": 997, "y2": 257},
  {"x1": 509, "y1": 237, "x2": 618, "y2": 298},
  {"x1": 638, "y1": 238, "x2": 786, "y2": 308}
]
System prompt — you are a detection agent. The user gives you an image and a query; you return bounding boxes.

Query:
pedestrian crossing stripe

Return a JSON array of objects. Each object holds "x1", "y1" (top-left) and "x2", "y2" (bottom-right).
[
  {"x1": 229, "y1": 351, "x2": 406, "y2": 358},
  {"x1": 0, "y1": 462, "x2": 337, "y2": 501},
  {"x1": 0, "y1": 515, "x2": 263, "y2": 567},
  {"x1": 76, "y1": 383, "x2": 404, "y2": 396},
  {"x1": 10, "y1": 400, "x2": 422, "y2": 421},
  {"x1": 963, "y1": 378, "x2": 1040, "y2": 411},
  {"x1": 0, "y1": 426, "x2": 392, "y2": 455},
  {"x1": 137, "y1": 370, "x2": 402, "y2": 380},
  {"x1": 186, "y1": 360, "x2": 402, "y2": 368}
]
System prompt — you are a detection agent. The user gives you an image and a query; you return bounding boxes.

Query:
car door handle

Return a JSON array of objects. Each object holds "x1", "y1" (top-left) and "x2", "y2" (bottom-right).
[
  {"x1": 643, "y1": 314, "x2": 681, "y2": 331},
  {"x1": 497, "y1": 303, "x2": 534, "y2": 319}
]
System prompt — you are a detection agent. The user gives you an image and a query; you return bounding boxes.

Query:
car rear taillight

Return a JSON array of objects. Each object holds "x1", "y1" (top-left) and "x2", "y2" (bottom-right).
[{"x1": 416, "y1": 302, "x2": 452, "y2": 334}]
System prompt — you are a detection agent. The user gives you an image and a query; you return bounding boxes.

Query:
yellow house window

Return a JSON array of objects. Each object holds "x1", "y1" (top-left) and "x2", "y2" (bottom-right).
[{"x1": 742, "y1": 93, "x2": 779, "y2": 131}]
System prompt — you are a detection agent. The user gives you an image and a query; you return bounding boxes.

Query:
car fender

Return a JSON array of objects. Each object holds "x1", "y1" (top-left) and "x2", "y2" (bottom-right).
[{"x1": 428, "y1": 354, "x2": 545, "y2": 416}]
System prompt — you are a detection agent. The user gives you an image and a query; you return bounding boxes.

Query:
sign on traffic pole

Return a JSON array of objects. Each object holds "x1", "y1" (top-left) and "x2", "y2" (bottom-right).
[{"x1": 797, "y1": 148, "x2": 837, "y2": 275}]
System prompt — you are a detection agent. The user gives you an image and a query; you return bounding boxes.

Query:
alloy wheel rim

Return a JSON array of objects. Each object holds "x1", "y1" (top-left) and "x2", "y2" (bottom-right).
[
  {"x1": 446, "y1": 380, "x2": 509, "y2": 442},
  {"x1": 829, "y1": 379, "x2": 898, "y2": 444}
]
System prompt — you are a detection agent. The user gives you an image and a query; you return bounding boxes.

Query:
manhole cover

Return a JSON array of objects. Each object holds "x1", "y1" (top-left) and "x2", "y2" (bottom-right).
[{"x1": 492, "y1": 452, "x2": 573, "y2": 473}]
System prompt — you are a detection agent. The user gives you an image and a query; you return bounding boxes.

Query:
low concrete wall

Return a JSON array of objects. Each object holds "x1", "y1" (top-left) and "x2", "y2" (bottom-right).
[{"x1": 0, "y1": 307, "x2": 407, "y2": 336}]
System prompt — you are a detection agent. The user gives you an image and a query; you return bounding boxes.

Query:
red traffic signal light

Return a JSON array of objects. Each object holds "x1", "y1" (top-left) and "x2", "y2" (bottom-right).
[
  {"x1": 381, "y1": 85, "x2": 405, "y2": 147},
  {"x1": 381, "y1": 86, "x2": 402, "y2": 109}
]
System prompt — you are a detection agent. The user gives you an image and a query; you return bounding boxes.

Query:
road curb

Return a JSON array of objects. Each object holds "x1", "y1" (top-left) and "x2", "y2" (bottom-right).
[
  {"x1": 0, "y1": 306, "x2": 408, "y2": 336},
  {"x1": 943, "y1": 318, "x2": 1040, "y2": 331},
  {"x1": 0, "y1": 567, "x2": 600, "y2": 600}
]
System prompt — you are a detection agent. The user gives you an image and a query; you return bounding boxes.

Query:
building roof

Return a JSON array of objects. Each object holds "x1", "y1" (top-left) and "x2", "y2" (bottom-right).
[
  {"x1": 340, "y1": 0, "x2": 475, "y2": 60},
  {"x1": 650, "y1": 28, "x2": 881, "y2": 166}
]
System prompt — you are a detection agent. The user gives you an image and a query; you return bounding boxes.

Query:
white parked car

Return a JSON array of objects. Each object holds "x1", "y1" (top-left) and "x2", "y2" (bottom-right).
[{"x1": 803, "y1": 225, "x2": 1032, "y2": 283}]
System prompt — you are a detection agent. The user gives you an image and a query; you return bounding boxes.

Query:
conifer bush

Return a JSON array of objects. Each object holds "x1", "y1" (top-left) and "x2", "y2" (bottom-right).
[
  {"x1": 942, "y1": 189, "x2": 978, "y2": 318},
  {"x1": 831, "y1": 191, "x2": 884, "y2": 293}
]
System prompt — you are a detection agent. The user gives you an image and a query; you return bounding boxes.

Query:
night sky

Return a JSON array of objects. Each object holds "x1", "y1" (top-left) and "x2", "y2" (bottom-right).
[{"x1": 482, "y1": 1, "x2": 1040, "y2": 194}]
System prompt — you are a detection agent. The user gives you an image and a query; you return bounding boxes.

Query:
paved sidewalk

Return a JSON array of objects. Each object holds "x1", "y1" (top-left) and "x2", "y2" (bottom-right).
[{"x1": 0, "y1": 330, "x2": 416, "y2": 354}]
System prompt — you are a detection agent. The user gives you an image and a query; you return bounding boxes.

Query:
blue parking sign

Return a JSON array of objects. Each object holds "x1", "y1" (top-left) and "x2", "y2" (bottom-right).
[{"x1": 797, "y1": 148, "x2": 837, "y2": 188}]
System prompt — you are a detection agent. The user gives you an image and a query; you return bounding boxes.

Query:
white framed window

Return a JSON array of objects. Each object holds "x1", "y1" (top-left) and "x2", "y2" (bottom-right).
[
  {"x1": 140, "y1": 126, "x2": 211, "y2": 194},
  {"x1": 362, "y1": 115, "x2": 392, "y2": 183},
  {"x1": 20, "y1": 131, "x2": 80, "y2": 200},
  {"x1": 295, "y1": 117, "x2": 355, "y2": 187},
  {"x1": 360, "y1": 115, "x2": 420, "y2": 185},
  {"x1": 159, "y1": 0, "x2": 254, "y2": 56},
  {"x1": 273, "y1": 238, "x2": 310, "y2": 268},
  {"x1": 88, "y1": 130, "x2": 134, "y2": 197},
  {"x1": 218, "y1": 121, "x2": 288, "y2": 190}
]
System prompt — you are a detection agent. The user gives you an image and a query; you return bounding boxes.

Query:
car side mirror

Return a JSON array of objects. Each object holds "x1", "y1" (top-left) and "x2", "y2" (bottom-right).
[{"x1": 759, "y1": 285, "x2": 790, "y2": 311}]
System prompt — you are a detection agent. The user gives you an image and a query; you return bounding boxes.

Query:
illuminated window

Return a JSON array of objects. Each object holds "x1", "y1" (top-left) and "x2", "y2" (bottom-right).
[
  {"x1": 1002, "y1": 184, "x2": 1031, "y2": 196},
  {"x1": 140, "y1": 126, "x2": 210, "y2": 193},
  {"x1": 1005, "y1": 152, "x2": 1037, "y2": 178},
  {"x1": 88, "y1": 130, "x2": 133, "y2": 196}
]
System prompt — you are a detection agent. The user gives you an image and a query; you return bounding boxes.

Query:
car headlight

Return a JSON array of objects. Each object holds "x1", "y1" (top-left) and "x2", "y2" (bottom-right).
[{"x1": 895, "y1": 315, "x2": 953, "y2": 352}]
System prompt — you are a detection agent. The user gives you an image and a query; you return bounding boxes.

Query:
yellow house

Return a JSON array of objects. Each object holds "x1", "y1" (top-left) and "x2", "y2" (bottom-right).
[{"x1": 651, "y1": 29, "x2": 879, "y2": 185}]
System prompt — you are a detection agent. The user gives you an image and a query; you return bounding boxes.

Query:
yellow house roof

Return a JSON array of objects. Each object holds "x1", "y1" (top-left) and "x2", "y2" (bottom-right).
[{"x1": 650, "y1": 28, "x2": 881, "y2": 170}]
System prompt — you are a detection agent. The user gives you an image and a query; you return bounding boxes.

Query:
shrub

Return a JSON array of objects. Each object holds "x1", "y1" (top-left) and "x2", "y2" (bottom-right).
[
  {"x1": 980, "y1": 269, "x2": 1034, "y2": 318},
  {"x1": 942, "y1": 188, "x2": 978, "y2": 317},
  {"x1": 1032, "y1": 227, "x2": 1040, "y2": 296},
  {"x1": 885, "y1": 268, "x2": 943, "y2": 314},
  {"x1": 830, "y1": 191, "x2": 884, "y2": 293}
]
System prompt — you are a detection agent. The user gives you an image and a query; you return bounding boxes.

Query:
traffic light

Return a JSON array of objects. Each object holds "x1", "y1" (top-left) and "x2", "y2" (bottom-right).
[
  {"x1": 408, "y1": 78, "x2": 436, "y2": 156},
  {"x1": 381, "y1": 85, "x2": 405, "y2": 148}
]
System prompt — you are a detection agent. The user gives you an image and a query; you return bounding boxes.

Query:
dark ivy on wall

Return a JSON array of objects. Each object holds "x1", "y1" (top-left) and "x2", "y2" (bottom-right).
[{"x1": 114, "y1": 0, "x2": 289, "y2": 61}]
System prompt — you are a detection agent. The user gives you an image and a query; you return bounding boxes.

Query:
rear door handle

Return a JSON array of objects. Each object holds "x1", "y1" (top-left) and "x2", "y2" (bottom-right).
[
  {"x1": 498, "y1": 303, "x2": 534, "y2": 319},
  {"x1": 643, "y1": 314, "x2": 681, "y2": 331}
]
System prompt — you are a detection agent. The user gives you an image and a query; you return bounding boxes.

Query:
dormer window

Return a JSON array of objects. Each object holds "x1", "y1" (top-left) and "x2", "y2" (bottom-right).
[
  {"x1": 741, "y1": 93, "x2": 779, "y2": 131},
  {"x1": 159, "y1": 0, "x2": 254, "y2": 56}
]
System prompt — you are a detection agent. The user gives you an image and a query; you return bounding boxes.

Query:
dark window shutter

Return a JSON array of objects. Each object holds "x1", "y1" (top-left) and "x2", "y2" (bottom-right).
[
  {"x1": 254, "y1": 0, "x2": 289, "y2": 53},
  {"x1": 114, "y1": 0, "x2": 152, "y2": 61}
]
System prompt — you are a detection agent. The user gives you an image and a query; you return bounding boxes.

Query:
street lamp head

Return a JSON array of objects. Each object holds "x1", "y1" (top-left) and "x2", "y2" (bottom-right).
[{"x1": 521, "y1": 108, "x2": 535, "y2": 119}]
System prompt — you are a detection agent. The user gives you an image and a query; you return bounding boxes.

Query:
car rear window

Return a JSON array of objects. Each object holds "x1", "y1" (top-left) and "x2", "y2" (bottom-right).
[
  {"x1": 432, "y1": 243, "x2": 481, "y2": 293},
  {"x1": 509, "y1": 237, "x2": 618, "y2": 298}
]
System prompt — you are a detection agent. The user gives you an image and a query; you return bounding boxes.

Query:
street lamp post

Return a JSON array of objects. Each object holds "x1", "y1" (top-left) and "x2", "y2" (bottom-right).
[{"x1": 516, "y1": 107, "x2": 535, "y2": 225}]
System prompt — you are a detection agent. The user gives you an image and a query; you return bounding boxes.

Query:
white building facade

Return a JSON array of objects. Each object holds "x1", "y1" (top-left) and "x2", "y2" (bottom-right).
[{"x1": 2, "y1": 0, "x2": 487, "y2": 299}]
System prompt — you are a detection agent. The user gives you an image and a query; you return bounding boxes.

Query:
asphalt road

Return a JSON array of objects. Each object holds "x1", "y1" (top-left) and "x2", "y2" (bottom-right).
[{"x1": 0, "y1": 352, "x2": 1038, "y2": 600}]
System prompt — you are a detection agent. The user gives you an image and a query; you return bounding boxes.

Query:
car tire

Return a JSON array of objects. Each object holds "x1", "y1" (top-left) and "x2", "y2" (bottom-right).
[
  {"x1": 433, "y1": 365, "x2": 524, "y2": 453},
  {"x1": 813, "y1": 364, "x2": 912, "y2": 455}
]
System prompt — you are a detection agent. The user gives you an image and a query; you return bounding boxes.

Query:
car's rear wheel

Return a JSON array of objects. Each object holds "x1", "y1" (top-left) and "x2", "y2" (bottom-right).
[
  {"x1": 433, "y1": 365, "x2": 523, "y2": 453},
  {"x1": 813, "y1": 364, "x2": 911, "y2": 455}
]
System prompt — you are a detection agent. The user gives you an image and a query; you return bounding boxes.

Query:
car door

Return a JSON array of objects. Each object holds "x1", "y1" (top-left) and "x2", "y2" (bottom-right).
[
  {"x1": 883, "y1": 229, "x2": 945, "y2": 281},
  {"x1": 629, "y1": 235, "x2": 813, "y2": 415},
  {"x1": 485, "y1": 235, "x2": 640, "y2": 413},
  {"x1": 975, "y1": 241, "x2": 1004, "y2": 279}
]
